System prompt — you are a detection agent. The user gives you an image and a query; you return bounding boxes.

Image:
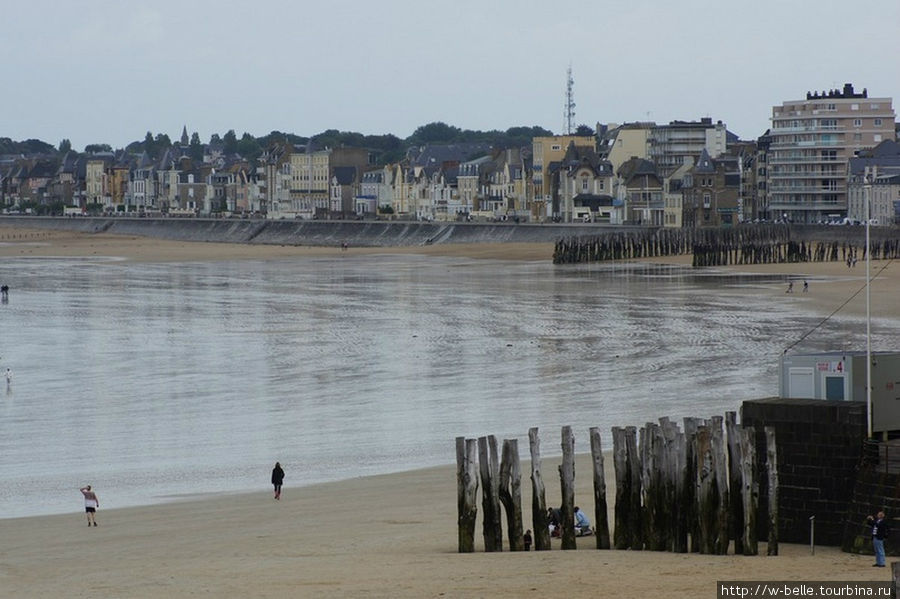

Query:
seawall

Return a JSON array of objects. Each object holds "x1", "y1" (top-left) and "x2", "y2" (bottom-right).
[{"x1": 0, "y1": 216, "x2": 644, "y2": 248}]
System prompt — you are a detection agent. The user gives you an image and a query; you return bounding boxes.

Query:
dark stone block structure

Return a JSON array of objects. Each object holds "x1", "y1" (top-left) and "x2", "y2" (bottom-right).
[
  {"x1": 741, "y1": 398, "x2": 866, "y2": 546},
  {"x1": 842, "y1": 440, "x2": 900, "y2": 556}
]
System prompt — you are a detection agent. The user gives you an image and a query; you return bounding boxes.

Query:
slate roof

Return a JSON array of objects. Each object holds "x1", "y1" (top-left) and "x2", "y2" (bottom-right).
[
  {"x1": 333, "y1": 166, "x2": 356, "y2": 185},
  {"x1": 410, "y1": 143, "x2": 491, "y2": 168},
  {"x1": 692, "y1": 149, "x2": 716, "y2": 173}
]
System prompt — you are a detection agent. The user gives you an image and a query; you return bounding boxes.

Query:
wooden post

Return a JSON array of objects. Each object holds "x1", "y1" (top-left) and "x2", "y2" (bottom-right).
[
  {"x1": 711, "y1": 416, "x2": 730, "y2": 555},
  {"x1": 765, "y1": 426, "x2": 778, "y2": 556},
  {"x1": 672, "y1": 427, "x2": 688, "y2": 553},
  {"x1": 589, "y1": 427, "x2": 611, "y2": 549},
  {"x1": 725, "y1": 412, "x2": 744, "y2": 555},
  {"x1": 612, "y1": 426, "x2": 630, "y2": 549},
  {"x1": 478, "y1": 435, "x2": 503, "y2": 552},
  {"x1": 683, "y1": 417, "x2": 701, "y2": 553},
  {"x1": 528, "y1": 427, "x2": 551, "y2": 551},
  {"x1": 559, "y1": 425, "x2": 577, "y2": 550},
  {"x1": 626, "y1": 426, "x2": 643, "y2": 550},
  {"x1": 740, "y1": 426, "x2": 758, "y2": 555},
  {"x1": 499, "y1": 438, "x2": 524, "y2": 551},
  {"x1": 456, "y1": 437, "x2": 478, "y2": 553},
  {"x1": 660, "y1": 418, "x2": 681, "y2": 552},
  {"x1": 694, "y1": 425, "x2": 717, "y2": 554}
]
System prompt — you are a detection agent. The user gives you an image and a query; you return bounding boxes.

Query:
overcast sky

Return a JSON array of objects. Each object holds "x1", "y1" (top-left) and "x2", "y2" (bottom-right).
[{"x1": 4, "y1": 0, "x2": 898, "y2": 151}]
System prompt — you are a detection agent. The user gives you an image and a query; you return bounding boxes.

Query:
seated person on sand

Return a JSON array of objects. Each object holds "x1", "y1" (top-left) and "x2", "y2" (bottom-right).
[
  {"x1": 548, "y1": 507, "x2": 562, "y2": 537},
  {"x1": 574, "y1": 506, "x2": 592, "y2": 536}
]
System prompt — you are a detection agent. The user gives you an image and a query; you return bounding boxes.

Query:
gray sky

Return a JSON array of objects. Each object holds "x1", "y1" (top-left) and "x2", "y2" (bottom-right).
[{"x1": 4, "y1": 0, "x2": 898, "y2": 151}]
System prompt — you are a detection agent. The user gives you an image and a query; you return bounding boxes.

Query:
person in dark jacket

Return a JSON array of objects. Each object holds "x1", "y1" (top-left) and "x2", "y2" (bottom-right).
[
  {"x1": 271, "y1": 462, "x2": 285, "y2": 500},
  {"x1": 867, "y1": 511, "x2": 889, "y2": 566}
]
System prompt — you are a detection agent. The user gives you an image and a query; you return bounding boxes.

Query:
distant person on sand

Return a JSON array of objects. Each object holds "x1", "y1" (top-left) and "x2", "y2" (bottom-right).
[
  {"x1": 5, "y1": 368, "x2": 11, "y2": 387},
  {"x1": 786, "y1": 281, "x2": 793, "y2": 293},
  {"x1": 271, "y1": 462, "x2": 285, "y2": 500},
  {"x1": 80, "y1": 485, "x2": 99, "y2": 526},
  {"x1": 523, "y1": 529, "x2": 532, "y2": 551},
  {"x1": 867, "y1": 510, "x2": 889, "y2": 567},
  {"x1": 803, "y1": 280, "x2": 808, "y2": 293}
]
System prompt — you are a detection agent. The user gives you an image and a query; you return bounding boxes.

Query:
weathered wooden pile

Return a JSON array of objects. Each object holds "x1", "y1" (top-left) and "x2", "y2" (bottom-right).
[
  {"x1": 552, "y1": 224, "x2": 900, "y2": 267},
  {"x1": 456, "y1": 412, "x2": 779, "y2": 555}
]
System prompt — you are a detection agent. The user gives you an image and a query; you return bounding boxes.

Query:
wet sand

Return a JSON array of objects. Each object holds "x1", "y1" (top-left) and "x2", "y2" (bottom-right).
[{"x1": 0, "y1": 227, "x2": 896, "y2": 597}]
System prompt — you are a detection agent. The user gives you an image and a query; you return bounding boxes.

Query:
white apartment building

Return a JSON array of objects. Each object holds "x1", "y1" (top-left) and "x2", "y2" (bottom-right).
[{"x1": 768, "y1": 83, "x2": 895, "y2": 223}]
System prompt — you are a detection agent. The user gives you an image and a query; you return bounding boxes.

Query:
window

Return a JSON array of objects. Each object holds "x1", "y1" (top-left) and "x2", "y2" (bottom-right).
[
  {"x1": 851, "y1": 103, "x2": 859, "y2": 111},
  {"x1": 853, "y1": 119, "x2": 862, "y2": 127},
  {"x1": 874, "y1": 134, "x2": 882, "y2": 142},
  {"x1": 581, "y1": 177, "x2": 589, "y2": 192},
  {"x1": 874, "y1": 118, "x2": 883, "y2": 126},
  {"x1": 551, "y1": 145, "x2": 561, "y2": 151},
  {"x1": 703, "y1": 193, "x2": 711, "y2": 208}
]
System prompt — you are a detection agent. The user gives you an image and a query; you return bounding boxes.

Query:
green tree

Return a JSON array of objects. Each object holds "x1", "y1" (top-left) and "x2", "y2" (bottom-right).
[
  {"x1": 223, "y1": 129, "x2": 238, "y2": 154},
  {"x1": 58, "y1": 139, "x2": 72, "y2": 154},
  {"x1": 84, "y1": 144, "x2": 112, "y2": 154},
  {"x1": 406, "y1": 122, "x2": 462, "y2": 145},
  {"x1": 575, "y1": 124, "x2": 595, "y2": 137},
  {"x1": 236, "y1": 133, "x2": 262, "y2": 162},
  {"x1": 189, "y1": 132, "x2": 203, "y2": 162},
  {"x1": 142, "y1": 131, "x2": 155, "y2": 156}
]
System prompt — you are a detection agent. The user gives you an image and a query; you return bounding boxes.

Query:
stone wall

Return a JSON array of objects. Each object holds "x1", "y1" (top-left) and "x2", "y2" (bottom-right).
[
  {"x1": 842, "y1": 441, "x2": 900, "y2": 556},
  {"x1": 740, "y1": 398, "x2": 867, "y2": 546}
]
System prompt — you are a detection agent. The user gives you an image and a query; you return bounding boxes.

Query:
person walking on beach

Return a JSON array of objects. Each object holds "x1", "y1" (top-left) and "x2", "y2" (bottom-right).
[
  {"x1": 80, "y1": 485, "x2": 99, "y2": 526},
  {"x1": 5, "y1": 368, "x2": 11, "y2": 389},
  {"x1": 803, "y1": 280, "x2": 808, "y2": 293},
  {"x1": 867, "y1": 510, "x2": 889, "y2": 567},
  {"x1": 271, "y1": 462, "x2": 285, "y2": 500},
  {"x1": 786, "y1": 281, "x2": 793, "y2": 293},
  {"x1": 523, "y1": 529, "x2": 532, "y2": 551}
]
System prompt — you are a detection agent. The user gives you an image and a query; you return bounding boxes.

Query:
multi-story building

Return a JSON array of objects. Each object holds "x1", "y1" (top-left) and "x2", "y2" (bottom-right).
[
  {"x1": 681, "y1": 149, "x2": 741, "y2": 228},
  {"x1": 847, "y1": 139, "x2": 900, "y2": 225},
  {"x1": 648, "y1": 118, "x2": 728, "y2": 177},
  {"x1": 553, "y1": 143, "x2": 615, "y2": 223},
  {"x1": 531, "y1": 135, "x2": 594, "y2": 220},
  {"x1": 615, "y1": 157, "x2": 664, "y2": 225},
  {"x1": 768, "y1": 83, "x2": 896, "y2": 223}
]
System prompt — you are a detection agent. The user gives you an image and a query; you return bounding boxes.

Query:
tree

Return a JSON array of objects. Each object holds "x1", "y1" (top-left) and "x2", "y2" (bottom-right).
[
  {"x1": 406, "y1": 122, "x2": 462, "y2": 145},
  {"x1": 142, "y1": 131, "x2": 155, "y2": 156},
  {"x1": 58, "y1": 139, "x2": 72, "y2": 154},
  {"x1": 209, "y1": 133, "x2": 222, "y2": 145},
  {"x1": 84, "y1": 143, "x2": 112, "y2": 154},
  {"x1": 223, "y1": 129, "x2": 238, "y2": 154},
  {"x1": 237, "y1": 133, "x2": 262, "y2": 162},
  {"x1": 575, "y1": 124, "x2": 595, "y2": 137},
  {"x1": 189, "y1": 132, "x2": 203, "y2": 162}
]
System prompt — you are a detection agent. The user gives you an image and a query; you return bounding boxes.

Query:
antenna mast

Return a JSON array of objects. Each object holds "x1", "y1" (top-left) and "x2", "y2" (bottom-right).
[{"x1": 564, "y1": 65, "x2": 576, "y2": 134}]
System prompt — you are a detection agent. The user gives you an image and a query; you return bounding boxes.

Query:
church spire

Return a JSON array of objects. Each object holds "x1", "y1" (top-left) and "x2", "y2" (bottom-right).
[{"x1": 181, "y1": 125, "x2": 189, "y2": 146}]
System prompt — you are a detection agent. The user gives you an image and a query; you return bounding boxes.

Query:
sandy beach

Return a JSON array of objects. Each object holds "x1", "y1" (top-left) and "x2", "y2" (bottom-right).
[{"x1": 1, "y1": 226, "x2": 897, "y2": 598}]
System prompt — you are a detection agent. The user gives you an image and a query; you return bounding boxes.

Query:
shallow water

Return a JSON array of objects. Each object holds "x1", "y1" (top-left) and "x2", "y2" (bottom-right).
[{"x1": 0, "y1": 254, "x2": 891, "y2": 518}]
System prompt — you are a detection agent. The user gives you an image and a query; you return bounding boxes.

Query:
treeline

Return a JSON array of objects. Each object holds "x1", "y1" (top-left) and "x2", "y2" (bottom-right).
[{"x1": 2, "y1": 121, "x2": 557, "y2": 166}]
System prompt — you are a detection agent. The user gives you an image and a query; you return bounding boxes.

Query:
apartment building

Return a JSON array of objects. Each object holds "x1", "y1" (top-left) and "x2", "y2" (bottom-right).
[
  {"x1": 768, "y1": 83, "x2": 896, "y2": 223},
  {"x1": 652, "y1": 119, "x2": 728, "y2": 177}
]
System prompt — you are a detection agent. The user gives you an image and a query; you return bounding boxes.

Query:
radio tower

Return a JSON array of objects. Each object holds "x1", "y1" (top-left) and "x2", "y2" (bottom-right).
[{"x1": 564, "y1": 65, "x2": 576, "y2": 134}]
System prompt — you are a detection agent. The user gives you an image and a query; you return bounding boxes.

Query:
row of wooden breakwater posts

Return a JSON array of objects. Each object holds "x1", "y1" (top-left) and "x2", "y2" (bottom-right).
[
  {"x1": 552, "y1": 224, "x2": 900, "y2": 266},
  {"x1": 456, "y1": 413, "x2": 778, "y2": 555}
]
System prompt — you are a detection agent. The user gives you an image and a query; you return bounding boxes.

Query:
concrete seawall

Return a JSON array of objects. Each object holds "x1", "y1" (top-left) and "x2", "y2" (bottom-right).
[{"x1": 0, "y1": 216, "x2": 643, "y2": 247}]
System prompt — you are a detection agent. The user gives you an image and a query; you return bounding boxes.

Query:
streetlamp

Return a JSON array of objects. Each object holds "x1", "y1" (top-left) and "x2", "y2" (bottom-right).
[{"x1": 864, "y1": 166, "x2": 874, "y2": 438}]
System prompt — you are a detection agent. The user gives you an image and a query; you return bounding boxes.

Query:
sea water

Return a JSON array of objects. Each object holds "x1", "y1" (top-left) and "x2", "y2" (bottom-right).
[{"x1": 0, "y1": 254, "x2": 889, "y2": 519}]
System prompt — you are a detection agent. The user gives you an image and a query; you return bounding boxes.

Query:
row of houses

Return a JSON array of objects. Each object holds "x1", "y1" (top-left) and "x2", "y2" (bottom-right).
[{"x1": 2, "y1": 84, "x2": 898, "y2": 225}]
